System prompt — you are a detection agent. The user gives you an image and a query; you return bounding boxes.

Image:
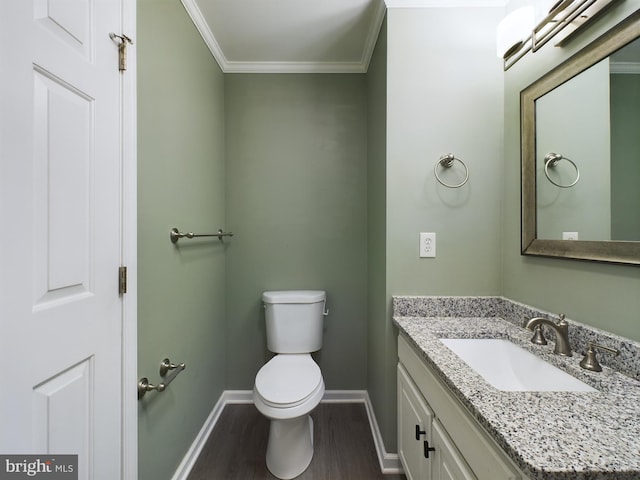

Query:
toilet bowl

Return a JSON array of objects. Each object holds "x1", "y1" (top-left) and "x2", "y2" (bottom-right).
[
  {"x1": 253, "y1": 354, "x2": 325, "y2": 479},
  {"x1": 254, "y1": 290, "x2": 327, "y2": 479}
]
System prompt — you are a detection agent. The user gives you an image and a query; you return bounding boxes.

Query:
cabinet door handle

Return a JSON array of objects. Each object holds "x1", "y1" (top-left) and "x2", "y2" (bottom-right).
[
  {"x1": 423, "y1": 440, "x2": 436, "y2": 459},
  {"x1": 415, "y1": 424, "x2": 427, "y2": 440}
]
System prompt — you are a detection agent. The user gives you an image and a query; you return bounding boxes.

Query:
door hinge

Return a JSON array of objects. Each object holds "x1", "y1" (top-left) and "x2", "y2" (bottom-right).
[
  {"x1": 119, "y1": 266, "x2": 128, "y2": 295},
  {"x1": 109, "y1": 33, "x2": 133, "y2": 72}
]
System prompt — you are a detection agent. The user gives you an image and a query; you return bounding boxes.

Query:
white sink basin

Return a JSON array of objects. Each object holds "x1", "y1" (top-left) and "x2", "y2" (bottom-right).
[{"x1": 440, "y1": 338, "x2": 596, "y2": 392}]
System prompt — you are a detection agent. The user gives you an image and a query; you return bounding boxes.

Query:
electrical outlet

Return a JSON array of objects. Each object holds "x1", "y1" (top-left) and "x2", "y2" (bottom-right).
[
  {"x1": 562, "y1": 232, "x2": 579, "y2": 240},
  {"x1": 419, "y1": 232, "x2": 436, "y2": 258}
]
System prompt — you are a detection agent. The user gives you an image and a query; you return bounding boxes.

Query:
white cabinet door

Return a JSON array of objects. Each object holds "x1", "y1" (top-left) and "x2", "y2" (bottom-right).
[
  {"x1": 398, "y1": 364, "x2": 435, "y2": 480},
  {"x1": 432, "y1": 420, "x2": 477, "y2": 480}
]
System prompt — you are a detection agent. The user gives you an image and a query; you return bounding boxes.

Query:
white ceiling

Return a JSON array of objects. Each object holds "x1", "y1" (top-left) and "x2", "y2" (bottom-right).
[
  {"x1": 182, "y1": 0, "x2": 386, "y2": 73},
  {"x1": 180, "y1": 0, "x2": 508, "y2": 73}
]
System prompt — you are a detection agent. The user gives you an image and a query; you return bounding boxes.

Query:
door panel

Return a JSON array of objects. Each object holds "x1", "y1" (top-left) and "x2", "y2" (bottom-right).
[
  {"x1": 33, "y1": 67, "x2": 94, "y2": 306},
  {"x1": 432, "y1": 420, "x2": 476, "y2": 480},
  {"x1": 0, "y1": 1, "x2": 127, "y2": 478},
  {"x1": 33, "y1": 358, "x2": 93, "y2": 479},
  {"x1": 34, "y1": 0, "x2": 92, "y2": 59}
]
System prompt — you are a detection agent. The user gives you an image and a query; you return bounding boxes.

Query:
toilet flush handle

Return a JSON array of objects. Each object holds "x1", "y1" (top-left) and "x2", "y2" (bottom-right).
[{"x1": 323, "y1": 300, "x2": 329, "y2": 316}]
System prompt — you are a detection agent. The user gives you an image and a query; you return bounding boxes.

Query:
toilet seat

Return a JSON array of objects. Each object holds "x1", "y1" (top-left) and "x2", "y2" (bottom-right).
[{"x1": 255, "y1": 354, "x2": 322, "y2": 408}]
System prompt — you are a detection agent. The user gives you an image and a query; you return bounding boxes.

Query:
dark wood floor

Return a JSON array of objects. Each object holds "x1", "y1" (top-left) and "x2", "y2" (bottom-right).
[{"x1": 187, "y1": 403, "x2": 406, "y2": 480}]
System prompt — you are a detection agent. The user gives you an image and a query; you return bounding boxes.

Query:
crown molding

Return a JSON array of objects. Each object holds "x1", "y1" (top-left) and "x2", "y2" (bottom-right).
[
  {"x1": 180, "y1": 0, "x2": 228, "y2": 70},
  {"x1": 361, "y1": 0, "x2": 387, "y2": 72},
  {"x1": 181, "y1": 0, "x2": 387, "y2": 74},
  {"x1": 222, "y1": 61, "x2": 368, "y2": 74},
  {"x1": 610, "y1": 61, "x2": 640, "y2": 74}
]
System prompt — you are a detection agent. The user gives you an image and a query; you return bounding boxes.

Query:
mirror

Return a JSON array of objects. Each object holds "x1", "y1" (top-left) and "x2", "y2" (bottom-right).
[{"x1": 521, "y1": 10, "x2": 640, "y2": 265}]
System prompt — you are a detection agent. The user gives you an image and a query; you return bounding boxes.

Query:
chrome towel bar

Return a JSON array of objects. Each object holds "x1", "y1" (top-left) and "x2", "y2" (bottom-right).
[
  {"x1": 138, "y1": 358, "x2": 186, "y2": 400},
  {"x1": 170, "y1": 227, "x2": 234, "y2": 244}
]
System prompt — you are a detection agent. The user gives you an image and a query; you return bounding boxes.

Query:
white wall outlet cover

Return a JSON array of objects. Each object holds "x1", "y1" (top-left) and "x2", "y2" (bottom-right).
[
  {"x1": 419, "y1": 232, "x2": 436, "y2": 258},
  {"x1": 562, "y1": 232, "x2": 579, "y2": 240}
]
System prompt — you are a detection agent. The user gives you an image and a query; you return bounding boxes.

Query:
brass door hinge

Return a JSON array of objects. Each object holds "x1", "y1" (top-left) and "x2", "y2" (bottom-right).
[
  {"x1": 109, "y1": 33, "x2": 133, "y2": 72},
  {"x1": 119, "y1": 266, "x2": 128, "y2": 295}
]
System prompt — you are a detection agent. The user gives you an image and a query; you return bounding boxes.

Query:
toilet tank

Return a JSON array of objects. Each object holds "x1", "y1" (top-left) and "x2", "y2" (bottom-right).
[{"x1": 262, "y1": 290, "x2": 326, "y2": 353}]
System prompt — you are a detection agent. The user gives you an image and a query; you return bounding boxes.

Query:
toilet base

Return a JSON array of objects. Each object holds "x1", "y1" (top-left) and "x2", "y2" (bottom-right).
[{"x1": 266, "y1": 414, "x2": 314, "y2": 479}]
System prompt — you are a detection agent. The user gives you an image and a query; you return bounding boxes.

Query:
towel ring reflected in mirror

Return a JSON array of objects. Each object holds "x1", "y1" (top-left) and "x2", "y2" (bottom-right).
[{"x1": 543, "y1": 153, "x2": 580, "y2": 188}]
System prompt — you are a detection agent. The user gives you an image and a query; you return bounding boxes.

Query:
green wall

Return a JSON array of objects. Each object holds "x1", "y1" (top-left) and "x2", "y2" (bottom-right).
[
  {"x1": 224, "y1": 74, "x2": 368, "y2": 390},
  {"x1": 611, "y1": 73, "x2": 640, "y2": 241},
  {"x1": 366, "y1": 18, "x2": 395, "y2": 452},
  {"x1": 137, "y1": 1, "x2": 226, "y2": 479},
  {"x1": 386, "y1": 7, "x2": 505, "y2": 297},
  {"x1": 502, "y1": 3, "x2": 640, "y2": 342},
  {"x1": 379, "y1": 6, "x2": 504, "y2": 451}
]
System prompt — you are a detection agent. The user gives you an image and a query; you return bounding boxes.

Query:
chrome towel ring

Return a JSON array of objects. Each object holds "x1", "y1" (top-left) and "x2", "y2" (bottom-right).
[
  {"x1": 543, "y1": 152, "x2": 580, "y2": 188},
  {"x1": 434, "y1": 154, "x2": 469, "y2": 188}
]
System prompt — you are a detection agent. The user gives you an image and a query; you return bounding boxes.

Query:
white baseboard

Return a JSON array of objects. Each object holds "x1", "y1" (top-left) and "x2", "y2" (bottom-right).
[
  {"x1": 169, "y1": 392, "x2": 222, "y2": 480},
  {"x1": 171, "y1": 390, "x2": 402, "y2": 480},
  {"x1": 360, "y1": 391, "x2": 403, "y2": 474}
]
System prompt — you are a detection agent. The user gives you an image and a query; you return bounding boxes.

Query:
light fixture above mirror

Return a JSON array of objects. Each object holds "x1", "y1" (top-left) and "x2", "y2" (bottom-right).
[{"x1": 500, "y1": 0, "x2": 623, "y2": 70}]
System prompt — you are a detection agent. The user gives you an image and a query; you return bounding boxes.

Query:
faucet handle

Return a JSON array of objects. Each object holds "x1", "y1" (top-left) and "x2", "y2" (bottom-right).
[
  {"x1": 530, "y1": 325, "x2": 548, "y2": 345},
  {"x1": 579, "y1": 342, "x2": 620, "y2": 372},
  {"x1": 557, "y1": 313, "x2": 567, "y2": 325}
]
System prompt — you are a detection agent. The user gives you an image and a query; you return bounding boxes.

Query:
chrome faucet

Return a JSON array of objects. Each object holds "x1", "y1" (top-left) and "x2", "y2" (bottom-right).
[{"x1": 524, "y1": 313, "x2": 572, "y2": 356}]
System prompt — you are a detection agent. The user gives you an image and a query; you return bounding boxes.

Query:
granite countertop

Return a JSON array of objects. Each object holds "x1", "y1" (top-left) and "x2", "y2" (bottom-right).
[{"x1": 393, "y1": 315, "x2": 640, "y2": 480}]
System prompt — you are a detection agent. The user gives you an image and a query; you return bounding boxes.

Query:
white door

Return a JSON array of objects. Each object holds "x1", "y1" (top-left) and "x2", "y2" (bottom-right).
[{"x1": 0, "y1": 1, "x2": 133, "y2": 478}]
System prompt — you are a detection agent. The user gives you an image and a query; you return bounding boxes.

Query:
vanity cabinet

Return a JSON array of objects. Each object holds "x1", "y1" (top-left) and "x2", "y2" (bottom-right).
[
  {"x1": 398, "y1": 362, "x2": 434, "y2": 480},
  {"x1": 398, "y1": 335, "x2": 524, "y2": 480},
  {"x1": 398, "y1": 364, "x2": 475, "y2": 480}
]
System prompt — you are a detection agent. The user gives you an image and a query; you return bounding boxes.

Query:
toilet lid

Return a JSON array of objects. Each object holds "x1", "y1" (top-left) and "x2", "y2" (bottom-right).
[{"x1": 255, "y1": 354, "x2": 322, "y2": 407}]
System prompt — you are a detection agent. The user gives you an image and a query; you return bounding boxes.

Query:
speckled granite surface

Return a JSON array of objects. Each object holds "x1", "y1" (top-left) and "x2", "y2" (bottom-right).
[
  {"x1": 394, "y1": 296, "x2": 640, "y2": 382},
  {"x1": 393, "y1": 296, "x2": 640, "y2": 480}
]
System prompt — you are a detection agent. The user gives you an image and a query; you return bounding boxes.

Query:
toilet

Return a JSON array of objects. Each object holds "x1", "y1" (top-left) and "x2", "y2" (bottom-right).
[{"x1": 253, "y1": 290, "x2": 327, "y2": 479}]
